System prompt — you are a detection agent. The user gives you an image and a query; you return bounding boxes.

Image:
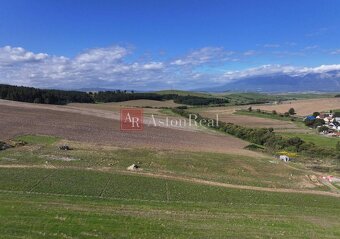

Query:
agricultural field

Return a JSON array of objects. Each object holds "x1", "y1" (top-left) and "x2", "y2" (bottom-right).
[
  {"x1": 0, "y1": 135, "x2": 340, "y2": 238},
  {"x1": 0, "y1": 100, "x2": 259, "y2": 156},
  {"x1": 1, "y1": 97, "x2": 340, "y2": 238},
  {"x1": 256, "y1": 98, "x2": 340, "y2": 116},
  {"x1": 1, "y1": 183, "x2": 339, "y2": 238},
  {"x1": 191, "y1": 106, "x2": 308, "y2": 133},
  {"x1": 279, "y1": 132, "x2": 340, "y2": 150},
  {"x1": 0, "y1": 135, "x2": 329, "y2": 189}
]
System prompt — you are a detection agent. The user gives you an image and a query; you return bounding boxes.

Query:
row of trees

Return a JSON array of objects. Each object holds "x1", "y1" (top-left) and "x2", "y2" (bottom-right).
[
  {"x1": 0, "y1": 84, "x2": 94, "y2": 105},
  {"x1": 0, "y1": 85, "x2": 229, "y2": 106},
  {"x1": 172, "y1": 108, "x2": 340, "y2": 159},
  {"x1": 92, "y1": 91, "x2": 229, "y2": 105},
  {"x1": 93, "y1": 91, "x2": 165, "y2": 102},
  {"x1": 247, "y1": 107, "x2": 297, "y2": 118}
]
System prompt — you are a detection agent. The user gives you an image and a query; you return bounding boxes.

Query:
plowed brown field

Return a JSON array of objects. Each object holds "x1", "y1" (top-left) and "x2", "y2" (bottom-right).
[
  {"x1": 0, "y1": 100, "x2": 260, "y2": 157},
  {"x1": 256, "y1": 98, "x2": 340, "y2": 116}
]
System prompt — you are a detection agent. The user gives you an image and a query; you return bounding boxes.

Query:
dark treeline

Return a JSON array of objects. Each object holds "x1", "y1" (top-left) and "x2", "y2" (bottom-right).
[
  {"x1": 0, "y1": 84, "x2": 94, "y2": 105},
  {"x1": 335, "y1": 94, "x2": 340, "y2": 97},
  {"x1": 173, "y1": 95, "x2": 228, "y2": 105},
  {"x1": 0, "y1": 84, "x2": 229, "y2": 106},
  {"x1": 172, "y1": 108, "x2": 340, "y2": 160},
  {"x1": 93, "y1": 91, "x2": 169, "y2": 102},
  {"x1": 93, "y1": 91, "x2": 229, "y2": 106}
]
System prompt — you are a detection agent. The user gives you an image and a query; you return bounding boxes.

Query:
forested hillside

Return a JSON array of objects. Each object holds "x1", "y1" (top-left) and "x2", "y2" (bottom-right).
[
  {"x1": 0, "y1": 85, "x2": 229, "y2": 106},
  {"x1": 0, "y1": 84, "x2": 94, "y2": 105},
  {"x1": 93, "y1": 91, "x2": 228, "y2": 105}
]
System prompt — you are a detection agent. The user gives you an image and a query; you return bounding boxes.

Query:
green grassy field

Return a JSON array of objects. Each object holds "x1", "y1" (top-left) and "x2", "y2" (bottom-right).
[
  {"x1": 15, "y1": 134, "x2": 60, "y2": 145},
  {"x1": 0, "y1": 168, "x2": 339, "y2": 238},
  {"x1": 1, "y1": 135, "x2": 340, "y2": 238},
  {"x1": 0, "y1": 135, "x2": 324, "y2": 189},
  {"x1": 234, "y1": 109, "x2": 298, "y2": 122},
  {"x1": 277, "y1": 93, "x2": 338, "y2": 99},
  {"x1": 279, "y1": 132, "x2": 340, "y2": 149}
]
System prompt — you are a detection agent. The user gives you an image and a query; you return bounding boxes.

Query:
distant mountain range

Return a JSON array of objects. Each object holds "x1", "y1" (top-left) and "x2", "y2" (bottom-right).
[{"x1": 201, "y1": 70, "x2": 340, "y2": 93}]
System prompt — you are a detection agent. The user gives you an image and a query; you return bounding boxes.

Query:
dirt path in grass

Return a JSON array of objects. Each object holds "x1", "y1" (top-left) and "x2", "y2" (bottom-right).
[
  {"x1": 1, "y1": 164, "x2": 339, "y2": 198},
  {"x1": 123, "y1": 170, "x2": 340, "y2": 198}
]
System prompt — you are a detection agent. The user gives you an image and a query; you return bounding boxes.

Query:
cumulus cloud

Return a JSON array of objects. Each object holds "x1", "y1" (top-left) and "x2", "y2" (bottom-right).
[
  {"x1": 0, "y1": 45, "x2": 172, "y2": 89},
  {"x1": 0, "y1": 46, "x2": 48, "y2": 65},
  {"x1": 1, "y1": 45, "x2": 340, "y2": 90}
]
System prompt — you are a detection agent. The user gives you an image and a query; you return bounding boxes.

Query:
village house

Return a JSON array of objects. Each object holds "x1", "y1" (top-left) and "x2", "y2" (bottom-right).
[{"x1": 310, "y1": 112, "x2": 340, "y2": 137}]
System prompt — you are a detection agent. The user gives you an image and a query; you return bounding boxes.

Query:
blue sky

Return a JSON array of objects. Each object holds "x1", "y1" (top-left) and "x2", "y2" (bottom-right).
[{"x1": 1, "y1": 0, "x2": 340, "y2": 90}]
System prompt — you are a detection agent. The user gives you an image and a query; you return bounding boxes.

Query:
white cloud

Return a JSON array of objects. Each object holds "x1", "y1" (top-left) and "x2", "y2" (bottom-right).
[
  {"x1": 0, "y1": 45, "x2": 171, "y2": 89},
  {"x1": 142, "y1": 62, "x2": 164, "y2": 70},
  {"x1": 1, "y1": 44, "x2": 340, "y2": 90},
  {"x1": 0, "y1": 46, "x2": 48, "y2": 65},
  {"x1": 171, "y1": 47, "x2": 234, "y2": 66},
  {"x1": 75, "y1": 46, "x2": 129, "y2": 63}
]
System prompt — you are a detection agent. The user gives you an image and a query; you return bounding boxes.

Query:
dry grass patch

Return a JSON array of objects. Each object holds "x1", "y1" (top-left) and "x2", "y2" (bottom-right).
[{"x1": 256, "y1": 98, "x2": 340, "y2": 116}]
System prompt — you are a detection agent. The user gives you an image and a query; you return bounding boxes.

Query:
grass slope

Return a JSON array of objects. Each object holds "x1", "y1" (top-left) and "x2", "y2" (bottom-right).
[
  {"x1": 0, "y1": 135, "x2": 324, "y2": 189},
  {"x1": 1, "y1": 135, "x2": 340, "y2": 238},
  {"x1": 280, "y1": 132, "x2": 340, "y2": 149},
  {"x1": 0, "y1": 169, "x2": 339, "y2": 238}
]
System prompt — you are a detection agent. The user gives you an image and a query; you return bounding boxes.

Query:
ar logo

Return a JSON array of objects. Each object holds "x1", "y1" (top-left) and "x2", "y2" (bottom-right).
[{"x1": 120, "y1": 108, "x2": 144, "y2": 131}]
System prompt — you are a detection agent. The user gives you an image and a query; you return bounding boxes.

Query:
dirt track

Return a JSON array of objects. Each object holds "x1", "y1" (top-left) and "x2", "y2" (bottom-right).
[{"x1": 0, "y1": 100, "x2": 259, "y2": 156}]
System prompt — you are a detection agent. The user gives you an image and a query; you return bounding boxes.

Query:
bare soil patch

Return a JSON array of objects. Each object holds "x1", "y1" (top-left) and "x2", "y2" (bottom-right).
[
  {"x1": 0, "y1": 101, "x2": 259, "y2": 156},
  {"x1": 256, "y1": 98, "x2": 340, "y2": 116}
]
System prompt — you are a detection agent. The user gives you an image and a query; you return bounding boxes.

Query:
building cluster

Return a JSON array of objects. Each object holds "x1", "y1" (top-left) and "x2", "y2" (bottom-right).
[{"x1": 316, "y1": 113, "x2": 340, "y2": 137}]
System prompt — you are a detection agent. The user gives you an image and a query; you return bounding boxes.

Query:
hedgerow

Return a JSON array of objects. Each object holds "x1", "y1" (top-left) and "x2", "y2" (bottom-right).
[{"x1": 172, "y1": 108, "x2": 340, "y2": 160}]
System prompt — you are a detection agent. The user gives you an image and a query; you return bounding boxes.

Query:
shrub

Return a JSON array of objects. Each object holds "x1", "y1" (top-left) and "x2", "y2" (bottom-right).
[
  {"x1": 0, "y1": 141, "x2": 12, "y2": 151},
  {"x1": 288, "y1": 108, "x2": 296, "y2": 115},
  {"x1": 313, "y1": 112, "x2": 320, "y2": 117},
  {"x1": 318, "y1": 126, "x2": 329, "y2": 132}
]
